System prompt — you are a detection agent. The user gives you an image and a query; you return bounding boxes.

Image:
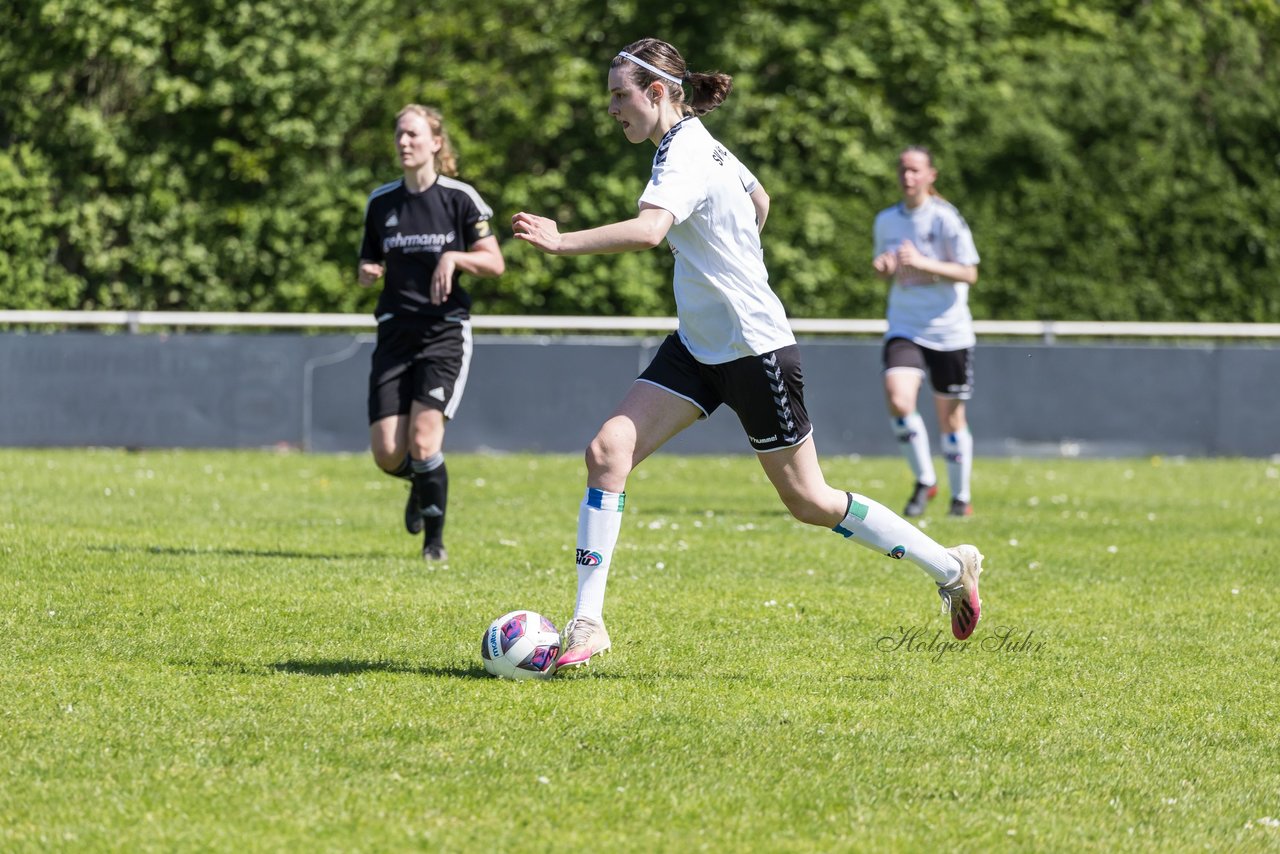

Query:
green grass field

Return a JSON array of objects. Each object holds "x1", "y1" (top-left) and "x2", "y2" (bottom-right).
[{"x1": 1, "y1": 449, "x2": 1278, "y2": 851}]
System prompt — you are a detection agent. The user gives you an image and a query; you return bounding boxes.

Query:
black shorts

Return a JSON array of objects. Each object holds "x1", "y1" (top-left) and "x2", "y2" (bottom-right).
[
  {"x1": 367, "y1": 316, "x2": 472, "y2": 423},
  {"x1": 882, "y1": 337, "x2": 974, "y2": 400},
  {"x1": 638, "y1": 333, "x2": 813, "y2": 452}
]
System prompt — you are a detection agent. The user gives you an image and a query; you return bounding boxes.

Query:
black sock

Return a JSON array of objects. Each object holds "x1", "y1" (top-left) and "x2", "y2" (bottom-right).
[{"x1": 411, "y1": 454, "x2": 447, "y2": 545}]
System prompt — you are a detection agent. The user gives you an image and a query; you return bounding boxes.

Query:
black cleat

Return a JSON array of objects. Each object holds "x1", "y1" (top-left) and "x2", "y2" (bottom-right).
[
  {"x1": 949, "y1": 498, "x2": 973, "y2": 517},
  {"x1": 903, "y1": 482, "x2": 939, "y2": 517},
  {"x1": 404, "y1": 486, "x2": 425, "y2": 535},
  {"x1": 422, "y1": 542, "x2": 448, "y2": 562}
]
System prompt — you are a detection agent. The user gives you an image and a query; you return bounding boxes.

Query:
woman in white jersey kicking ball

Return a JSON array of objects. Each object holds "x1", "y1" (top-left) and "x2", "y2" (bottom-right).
[
  {"x1": 873, "y1": 146, "x2": 981, "y2": 519},
  {"x1": 512, "y1": 39, "x2": 985, "y2": 671}
]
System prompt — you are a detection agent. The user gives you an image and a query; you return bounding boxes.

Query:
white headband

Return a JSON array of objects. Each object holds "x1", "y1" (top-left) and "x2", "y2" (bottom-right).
[{"x1": 616, "y1": 51, "x2": 684, "y2": 87}]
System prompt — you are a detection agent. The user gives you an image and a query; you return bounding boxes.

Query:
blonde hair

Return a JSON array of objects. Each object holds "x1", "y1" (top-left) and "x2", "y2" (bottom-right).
[
  {"x1": 396, "y1": 104, "x2": 458, "y2": 176},
  {"x1": 611, "y1": 38, "x2": 733, "y2": 117}
]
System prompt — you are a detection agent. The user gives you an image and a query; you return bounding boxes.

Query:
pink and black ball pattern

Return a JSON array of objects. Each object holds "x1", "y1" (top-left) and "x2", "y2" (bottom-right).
[
  {"x1": 514, "y1": 615, "x2": 560, "y2": 673},
  {"x1": 480, "y1": 609, "x2": 562, "y2": 679},
  {"x1": 480, "y1": 612, "x2": 528, "y2": 660},
  {"x1": 518, "y1": 642, "x2": 560, "y2": 674},
  {"x1": 499, "y1": 613, "x2": 527, "y2": 652}
]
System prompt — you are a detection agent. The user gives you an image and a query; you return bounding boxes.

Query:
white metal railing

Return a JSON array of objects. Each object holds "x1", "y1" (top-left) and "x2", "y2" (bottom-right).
[{"x1": 1, "y1": 310, "x2": 1279, "y2": 341}]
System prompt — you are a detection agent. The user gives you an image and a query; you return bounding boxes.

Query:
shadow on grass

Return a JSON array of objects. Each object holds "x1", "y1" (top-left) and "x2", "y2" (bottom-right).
[
  {"x1": 173, "y1": 658, "x2": 489, "y2": 679},
  {"x1": 548, "y1": 669, "x2": 751, "y2": 682},
  {"x1": 272, "y1": 659, "x2": 491, "y2": 679},
  {"x1": 181, "y1": 658, "x2": 747, "y2": 682},
  {"x1": 88, "y1": 544, "x2": 374, "y2": 561}
]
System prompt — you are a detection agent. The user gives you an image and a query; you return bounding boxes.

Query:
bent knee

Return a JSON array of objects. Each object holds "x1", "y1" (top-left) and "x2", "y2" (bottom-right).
[
  {"x1": 773, "y1": 492, "x2": 827, "y2": 527},
  {"x1": 585, "y1": 430, "x2": 635, "y2": 480},
  {"x1": 372, "y1": 452, "x2": 402, "y2": 473},
  {"x1": 886, "y1": 395, "x2": 917, "y2": 417},
  {"x1": 369, "y1": 427, "x2": 404, "y2": 470},
  {"x1": 787, "y1": 502, "x2": 833, "y2": 527},
  {"x1": 585, "y1": 434, "x2": 624, "y2": 471}
]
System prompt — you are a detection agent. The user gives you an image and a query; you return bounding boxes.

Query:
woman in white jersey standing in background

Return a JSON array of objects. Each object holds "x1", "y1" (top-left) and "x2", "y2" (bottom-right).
[
  {"x1": 512, "y1": 39, "x2": 986, "y2": 671},
  {"x1": 359, "y1": 105, "x2": 505, "y2": 562},
  {"x1": 872, "y1": 146, "x2": 981, "y2": 518}
]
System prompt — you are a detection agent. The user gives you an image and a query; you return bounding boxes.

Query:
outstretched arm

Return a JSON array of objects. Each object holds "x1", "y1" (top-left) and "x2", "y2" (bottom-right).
[{"x1": 512, "y1": 206, "x2": 675, "y2": 255}]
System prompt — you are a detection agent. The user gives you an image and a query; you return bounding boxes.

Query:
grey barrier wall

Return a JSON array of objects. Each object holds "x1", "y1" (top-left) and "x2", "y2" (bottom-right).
[{"x1": 0, "y1": 331, "x2": 1277, "y2": 457}]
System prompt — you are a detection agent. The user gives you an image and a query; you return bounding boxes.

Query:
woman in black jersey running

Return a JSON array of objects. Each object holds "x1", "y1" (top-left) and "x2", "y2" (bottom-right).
[{"x1": 359, "y1": 104, "x2": 504, "y2": 561}]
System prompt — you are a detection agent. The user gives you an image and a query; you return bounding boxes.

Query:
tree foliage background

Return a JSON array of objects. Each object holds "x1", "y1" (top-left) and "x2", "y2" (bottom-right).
[{"x1": 1, "y1": 0, "x2": 1277, "y2": 321}]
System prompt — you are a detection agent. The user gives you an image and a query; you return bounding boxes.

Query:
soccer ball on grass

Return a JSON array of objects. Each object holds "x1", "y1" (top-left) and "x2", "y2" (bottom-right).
[{"x1": 480, "y1": 610, "x2": 561, "y2": 679}]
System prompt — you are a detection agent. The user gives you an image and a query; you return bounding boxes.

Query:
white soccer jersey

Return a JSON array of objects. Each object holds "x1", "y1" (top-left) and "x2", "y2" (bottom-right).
[
  {"x1": 873, "y1": 197, "x2": 980, "y2": 350},
  {"x1": 639, "y1": 117, "x2": 795, "y2": 365}
]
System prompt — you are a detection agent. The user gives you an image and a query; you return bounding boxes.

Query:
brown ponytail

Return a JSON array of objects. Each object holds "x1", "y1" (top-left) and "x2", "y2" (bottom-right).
[{"x1": 684, "y1": 70, "x2": 733, "y2": 117}]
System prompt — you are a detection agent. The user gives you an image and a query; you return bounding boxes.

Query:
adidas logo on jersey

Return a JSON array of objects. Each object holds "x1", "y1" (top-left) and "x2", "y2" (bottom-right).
[{"x1": 385, "y1": 211, "x2": 399, "y2": 227}]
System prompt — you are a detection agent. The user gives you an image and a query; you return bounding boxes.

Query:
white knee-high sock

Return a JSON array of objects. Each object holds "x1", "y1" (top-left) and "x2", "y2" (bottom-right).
[
  {"x1": 943, "y1": 430, "x2": 973, "y2": 503},
  {"x1": 892, "y1": 413, "x2": 936, "y2": 486},
  {"x1": 832, "y1": 492, "x2": 960, "y2": 585},
  {"x1": 574, "y1": 488, "x2": 625, "y2": 621}
]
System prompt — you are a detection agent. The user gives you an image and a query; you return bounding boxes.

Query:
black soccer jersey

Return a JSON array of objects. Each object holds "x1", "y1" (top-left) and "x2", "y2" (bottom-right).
[{"x1": 360, "y1": 176, "x2": 496, "y2": 319}]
